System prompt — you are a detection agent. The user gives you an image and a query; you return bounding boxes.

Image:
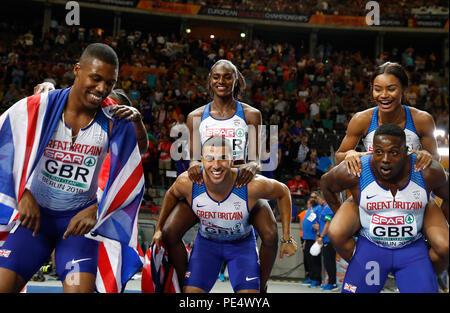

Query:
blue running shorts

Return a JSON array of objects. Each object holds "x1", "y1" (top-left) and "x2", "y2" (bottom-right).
[
  {"x1": 184, "y1": 232, "x2": 260, "y2": 292},
  {"x1": 342, "y1": 236, "x2": 438, "y2": 293},
  {"x1": 0, "y1": 205, "x2": 99, "y2": 283}
]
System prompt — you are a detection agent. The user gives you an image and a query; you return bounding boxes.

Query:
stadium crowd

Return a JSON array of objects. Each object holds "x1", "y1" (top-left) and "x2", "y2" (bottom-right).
[
  {"x1": 0, "y1": 12, "x2": 448, "y2": 201},
  {"x1": 163, "y1": 0, "x2": 449, "y2": 18},
  {"x1": 0, "y1": 1, "x2": 448, "y2": 293}
]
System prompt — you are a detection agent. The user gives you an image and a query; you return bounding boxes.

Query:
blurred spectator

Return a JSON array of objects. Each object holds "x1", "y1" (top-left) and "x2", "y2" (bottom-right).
[
  {"x1": 157, "y1": 133, "x2": 173, "y2": 187},
  {"x1": 287, "y1": 173, "x2": 310, "y2": 207},
  {"x1": 3, "y1": 83, "x2": 19, "y2": 107},
  {"x1": 300, "y1": 148, "x2": 320, "y2": 190},
  {"x1": 313, "y1": 191, "x2": 338, "y2": 291},
  {"x1": 298, "y1": 204, "x2": 309, "y2": 285},
  {"x1": 317, "y1": 150, "x2": 333, "y2": 177},
  {"x1": 300, "y1": 194, "x2": 322, "y2": 288},
  {"x1": 140, "y1": 196, "x2": 159, "y2": 215},
  {"x1": 288, "y1": 174, "x2": 309, "y2": 197},
  {"x1": 296, "y1": 134, "x2": 310, "y2": 164},
  {"x1": 141, "y1": 128, "x2": 158, "y2": 187},
  {"x1": 170, "y1": 114, "x2": 190, "y2": 176}
]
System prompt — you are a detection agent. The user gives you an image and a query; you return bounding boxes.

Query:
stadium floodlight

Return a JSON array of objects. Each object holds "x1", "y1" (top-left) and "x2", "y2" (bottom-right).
[
  {"x1": 210, "y1": 34, "x2": 215, "y2": 39},
  {"x1": 434, "y1": 129, "x2": 446, "y2": 138},
  {"x1": 186, "y1": 28, "x2": 191, "y2": 34},
  {"x1": 240, "y1": 33, "x2": 246, "y2": 38}
]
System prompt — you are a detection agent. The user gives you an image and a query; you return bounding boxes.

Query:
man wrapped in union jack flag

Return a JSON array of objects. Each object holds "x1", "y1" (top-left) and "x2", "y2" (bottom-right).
[{"x1": 0, "y1": 43, "x2": 145, "y2": 293}]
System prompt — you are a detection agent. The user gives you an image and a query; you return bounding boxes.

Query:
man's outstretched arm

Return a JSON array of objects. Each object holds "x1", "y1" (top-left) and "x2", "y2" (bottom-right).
[
  {"x1": 250, "y1": 176, "x2": 297, "y2": 258},
  {"x1": 152, "y1": 173, "x2": 191, "y2": 246}
]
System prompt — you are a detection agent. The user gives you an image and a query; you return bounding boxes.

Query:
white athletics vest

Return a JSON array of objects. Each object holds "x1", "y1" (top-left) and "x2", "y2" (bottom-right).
[
  {"x1": 362, "y1": 105, "x2": 422, "y2": 153},
  {"x1": 191, "y1": 169, "x2": 253, "y2": 242},
  {"x1": 30, "y1": 110, "x2": 109, "y2": 212},
  {"x1": 199, "y1": 101, "x2": 248, "y2": 163},
  {"x1": 358, "y1": 154, "x2": 428, "y2": 248}
]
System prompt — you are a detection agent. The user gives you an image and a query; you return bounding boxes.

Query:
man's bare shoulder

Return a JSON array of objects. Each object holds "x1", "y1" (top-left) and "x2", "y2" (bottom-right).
[
  {"x1": 248, "y1": 174, "x2": 269, "y2": 184},
  {"x1": 173, "y1": 172, "x2": 193, "y2": 191},
  {"x1": 247, "y1": 174, "x2": 278, "y2": 193},
  {"x1": 322, "y1": 161, "x2": 359, "y2": 188},
  {"x1": 422, "y1": 159, "x2": 447, "y2": 186}
]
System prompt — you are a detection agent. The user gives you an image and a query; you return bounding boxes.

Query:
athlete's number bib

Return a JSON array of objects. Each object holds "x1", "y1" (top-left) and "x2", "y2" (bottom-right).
[
  {"x1": 38, "y1": 149, "x2": 96, "y2": 194},
  {"x1": 369, "y1": 212, "x2": 417, "y2": 247}
]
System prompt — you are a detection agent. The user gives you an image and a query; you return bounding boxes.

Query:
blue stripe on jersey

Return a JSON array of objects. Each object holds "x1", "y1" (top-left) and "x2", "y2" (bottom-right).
[
  {"x1": 192, "y1": 182, "x2": 206, "y2": 200},
  {"x1": 201, "y1": 103, "x2": 211, "y2": 122},
  {"x1": 200, "y1": 101, "x2": 246, "y2": 123},
  {"x1": 409, "y1": 153, "x2": 428, "y2": 192},
  {"x1": 359, "y1": 154, "x2": 375, "y2": 192},
  {"x1": 235, "y1": 101, "x2": 247, "y2": 123},
  {"x1": 231, "y1": 184, "x2": 247, "y2": 201},
  {"x1": 404, "y1": 106, "x2": 417, "y2": 134},
  {"x1": 366, "y1": 107, "x2": 379, "y2": 136},
  {"x1": 96, "y1": 109, "x2": 110, "y2": 134}
]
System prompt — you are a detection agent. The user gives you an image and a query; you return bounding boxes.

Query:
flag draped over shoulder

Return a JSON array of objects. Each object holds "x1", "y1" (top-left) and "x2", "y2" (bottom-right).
[
  {"x1": 92, "y1": 98, "x2": 145, "y2": 293},
  {"x1": 0, "y1": 88, "x2": 145, "y2": 292},
  {"x1": 0, "y1": 89, "x2": 66, "y2": 222}
]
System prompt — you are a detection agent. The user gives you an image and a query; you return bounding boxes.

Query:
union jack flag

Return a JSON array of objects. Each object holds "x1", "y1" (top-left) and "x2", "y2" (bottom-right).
[
  {"x1": 141, "y1": 242, "x2": 189, "y2": 293},
  {"x1": 0, "y1": 88, "x2": 144, "y2": 292},
  {"x1": 343, "y1": 282, "x2": 357, "y2": 293}
]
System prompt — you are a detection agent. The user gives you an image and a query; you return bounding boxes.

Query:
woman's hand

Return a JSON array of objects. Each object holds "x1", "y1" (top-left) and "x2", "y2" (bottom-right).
[
  {"x1": 109, "y1": 105, "x2": 143, "y2": 122},
  {"x1": 187, "y1": 161, "x2": 203, "y2": 185},
  {"x1": 33, "y1": 82, "x2": 55, "y2": 94},
  {"x1": 411, "y1": 149, "x2": 433, "y2": 172},
  {"x1": 344, "y1": 150, "x2": 371, "y2": 177},
  {"x1": 236, "y1": 161, "x2": 258, "y2": 188}
]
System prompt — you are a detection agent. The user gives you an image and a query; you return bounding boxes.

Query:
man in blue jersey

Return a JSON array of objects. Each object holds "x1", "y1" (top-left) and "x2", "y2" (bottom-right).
[
  {"x1": 313, "y1": 192, "x2": 337, "y2": 291},
  {"x1": 0, "y1": 43, "x2": 139, "y2": 293},
  {"x1": 320, "y1": 123, "x2": 448, "y2": 293},
  {"x1": 154, "y1": 136, "x2": 297, "y2": 293},
  {"x1": 300, "y1": 192, "x2": 322, "y2": 288}
]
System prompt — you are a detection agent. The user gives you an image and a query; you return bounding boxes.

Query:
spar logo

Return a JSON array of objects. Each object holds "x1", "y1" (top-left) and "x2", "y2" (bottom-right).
[
  {"x1": 83, "y1": 156, "x2": 96, "y2": 167},
  {"x1": 370, "y1": 214, "x2": 415, "y2": 239},
  {"x1": 236, "y1": 128, "x2": 245, "y2": 137},
  {"x1": 44, "y1": 149, "x2": 84, "y2": 165},
  {"x1": 405, "y1": 214, "x2": 415, "y2": 224},
  {"x1": 204, "y1": 128, "x2": 235, "y2": 137},
  {"x1": 371, "y1": 214, "x2": 405, "y2": 225}
]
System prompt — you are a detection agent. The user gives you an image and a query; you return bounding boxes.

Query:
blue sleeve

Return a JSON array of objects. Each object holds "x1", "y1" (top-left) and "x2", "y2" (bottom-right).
[{"x1": 324, "y1": 205, "x2": 334, "y2": 218}]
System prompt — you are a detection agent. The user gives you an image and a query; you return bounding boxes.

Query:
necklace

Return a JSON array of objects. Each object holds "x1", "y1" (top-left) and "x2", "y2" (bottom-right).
[
  {"x1": 211, "y1": 101, "x2": 236, "y2": 117},
  {"x1": 62, "y1": 111, "x2": 97, "y2": 140}
]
